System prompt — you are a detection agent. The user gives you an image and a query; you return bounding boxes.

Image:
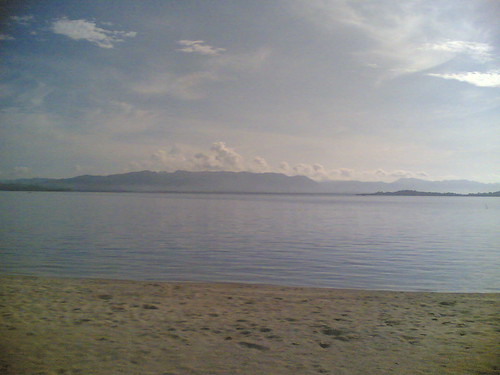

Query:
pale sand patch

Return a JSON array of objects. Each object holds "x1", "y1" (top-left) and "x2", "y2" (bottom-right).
[{"x1": 0, "y1": 275, "x2": 498, "y2": 374}]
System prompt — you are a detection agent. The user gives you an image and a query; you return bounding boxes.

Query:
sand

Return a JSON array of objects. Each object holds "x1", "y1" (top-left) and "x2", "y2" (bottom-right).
[{"x1": 0, "y1": 275, "x2": 498, "y2": 375}]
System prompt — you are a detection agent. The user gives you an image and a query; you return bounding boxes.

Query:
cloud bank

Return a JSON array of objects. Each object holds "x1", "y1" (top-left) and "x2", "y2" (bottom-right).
[{"x1": 141, "y1": 142, "x2": 430, "y2": 182}]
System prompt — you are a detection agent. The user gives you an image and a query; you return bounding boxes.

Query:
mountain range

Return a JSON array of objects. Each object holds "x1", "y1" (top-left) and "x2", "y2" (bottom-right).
[{"x1": 1, "y1": 170, "x2": 499, "y2": 194}]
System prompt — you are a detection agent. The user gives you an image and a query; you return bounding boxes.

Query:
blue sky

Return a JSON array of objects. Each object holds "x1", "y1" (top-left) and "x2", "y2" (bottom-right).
[{"x1": 1, "y1": 0, "x2": 499, "y2": 182}]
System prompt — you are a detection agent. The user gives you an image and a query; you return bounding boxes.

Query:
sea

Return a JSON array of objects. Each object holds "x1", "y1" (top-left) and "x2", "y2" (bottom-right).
[{"x1": 0, "y1": 191, "x2": 498, "y2": 292}]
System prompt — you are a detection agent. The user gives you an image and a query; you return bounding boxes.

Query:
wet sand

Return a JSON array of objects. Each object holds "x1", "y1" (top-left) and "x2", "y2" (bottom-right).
[{"x1": 1, "y1": 275, "x2": 498, "y2": 374}]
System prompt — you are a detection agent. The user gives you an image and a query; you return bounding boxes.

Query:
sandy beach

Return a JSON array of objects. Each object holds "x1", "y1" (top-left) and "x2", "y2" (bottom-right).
[{"x1": 0, "y1": 275, "x2": 498, "y2": 374}]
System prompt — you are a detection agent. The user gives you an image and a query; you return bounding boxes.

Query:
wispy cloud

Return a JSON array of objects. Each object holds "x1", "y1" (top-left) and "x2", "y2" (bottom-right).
[
  {"x1": 84, "y1": 100, "x2": 159, "y2": 135},
  {"x1": 296, "y1": 1, "x2": 495, "y2": 78},
  {"x1": 10, "y1": 15, "x2": 35, "y2": 26},
  {"x1": 423, "y1": 40, "x2": 493, "y2": 62},
  {"x1": 51, "y1": 18, "x2": 137, "y2": 48},
  {"x1": 428, "y1": 71, "x2": 500, "y2": 88},
  {"x1": 209, "y1": 47, "x2": 271, "y2": 71},
  {"x1": 133, "y1": 71, "x2": 219, "y2": 100},
  {"x1": 177, "y1": 40, "x2": 226, "y2": 56},
  {"x1": 0, "y1": 34, "x2": 15, "y2": 41},
  {"x1": 423, "y1": 40, "x2": 499, "y2": 87}
]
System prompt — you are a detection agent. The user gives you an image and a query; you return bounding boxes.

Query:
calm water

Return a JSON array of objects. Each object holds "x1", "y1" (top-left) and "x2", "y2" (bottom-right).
[{"x1": 0, "y1": 191, "x2": 498, "y2": 292}]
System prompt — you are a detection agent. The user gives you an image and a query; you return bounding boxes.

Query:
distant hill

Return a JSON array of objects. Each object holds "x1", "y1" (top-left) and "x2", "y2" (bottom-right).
[
  {"x1": 1, "y1": 171, "x2": 499, "y2": 194},
  {"x1": 1, "y1": 171, "x2": 318, "y2": 193}
]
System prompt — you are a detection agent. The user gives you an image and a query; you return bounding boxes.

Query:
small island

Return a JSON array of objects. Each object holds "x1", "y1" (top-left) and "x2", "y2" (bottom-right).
[{"x1": 359, "y1": 190, "x2": 500, "y2": 197}]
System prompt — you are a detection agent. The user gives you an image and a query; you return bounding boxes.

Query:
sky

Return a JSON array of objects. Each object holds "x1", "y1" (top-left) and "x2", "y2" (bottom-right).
[{"x1": 0, "y1": 0, "x2": 499, "y2": 182}]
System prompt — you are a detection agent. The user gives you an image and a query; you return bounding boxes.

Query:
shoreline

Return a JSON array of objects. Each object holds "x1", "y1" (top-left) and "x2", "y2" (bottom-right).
[
  {"x1": 1, "y1": 275, "x2": 498, "y2": 374},
  {"x1": 3, "y1": 272, "x2": 498, "y2": 294}
]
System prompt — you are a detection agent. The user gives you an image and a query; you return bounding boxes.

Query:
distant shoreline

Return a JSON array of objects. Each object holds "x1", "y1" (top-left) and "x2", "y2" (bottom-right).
[
  {"x1": 2, "y1": 170, "x2": 499, "y2": 195},
  {"x1": 1, "y1": 184, "x2": 499, "y2": 197},
  {"x1": 0, "y1": 185, "x2": 352, "y2": 195},
  {"x1": 358, "y1": 190, "x2": 500, "y2": 197}
]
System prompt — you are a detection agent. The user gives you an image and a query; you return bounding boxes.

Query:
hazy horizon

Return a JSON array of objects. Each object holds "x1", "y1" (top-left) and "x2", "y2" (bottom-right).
[{"x1": 1, "y1": 1, "x2": 499, "y2": 183}]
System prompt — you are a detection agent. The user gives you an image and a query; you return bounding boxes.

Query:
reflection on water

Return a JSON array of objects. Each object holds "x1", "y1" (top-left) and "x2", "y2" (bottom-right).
[{"x1": 0, "y1": 191, "x2": 498, "y2": 292}]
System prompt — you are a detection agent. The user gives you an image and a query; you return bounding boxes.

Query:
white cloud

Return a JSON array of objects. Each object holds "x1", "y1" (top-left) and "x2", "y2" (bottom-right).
[
  {"x1": 389, "y1": 170, "x2": 413, "y2": 178},
  {"x1": 177, "y1": 40, "x2": 226, "y2": 56},
  {"x1": 51, "y1": 18, "x2": 136, "y2": 48},
  {"x1": 209, "y1": 141, "x2": 245, "y2": 170},
  {"x1": 278, "y1": 161, "x2": 291, "y2": 174},
  {"x1": 251, "y1": 156, "x2": 271, "y2": 173},
  {"x1": 281, "y1": 166, "x2": 431, "y2": 182},
  {"x1": 278, "y1": 162, "x2": 346, "y2": 181},
  {"x1": 428, "y1": 71, "x2": 500, "y2": 88},
  {"x1": 191, "y1": 153, "x2": 215, "y2": 170},
  {"x1": 290, "y1": 163, "x2": 333, "y2": 181},
  {"x1": 0, "y1": 34, "x2": 15, "y2": 41},
  {"x1": 147, "y1": 142, "x2": 253, "y2": 173},
  {"x1": 423, "y1": 40, "x2": 493, "y2": 62},
  {"x1": 148, "y1": 147, "x2": 188, "y2": 171},
  {"x1": 147, "y1": 142, "x2": 244, "y2": 172},
  {"x1": 10, "y1": 15, "x2": 34, "y2": 26},
  {"x1": 273, "y1": 163, "x2": 429, "y2": 182},
  {"x1": 292, "y1": 163, "x2": 312, "y2": 175}
]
